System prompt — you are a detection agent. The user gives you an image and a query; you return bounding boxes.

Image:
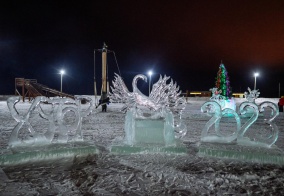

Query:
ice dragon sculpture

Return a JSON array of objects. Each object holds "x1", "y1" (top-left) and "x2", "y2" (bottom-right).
[
  {"x1": 7, "y1": 96, "x2": 93, "y2": 148},
  {"x1": 109, "y1": 73, "x2": 186, "y2": 115}
]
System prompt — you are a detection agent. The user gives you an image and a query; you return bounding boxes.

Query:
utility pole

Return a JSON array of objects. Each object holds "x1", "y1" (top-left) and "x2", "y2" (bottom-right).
[
  {"x1": 94, "y1": 50, "x2": 97, "y2": 98},
  {"x1": 94, "y1": 43, "x2": 110, "y2": 111},
  {"x1": 102, "y1": 43, "x2": 107, "y2": 100},
  {"x1": 279, "y1": 82, "x2": 281, "y2": 98},
  {"x1": 100, "y1": 43, "x2": 109, "y2": 112}
]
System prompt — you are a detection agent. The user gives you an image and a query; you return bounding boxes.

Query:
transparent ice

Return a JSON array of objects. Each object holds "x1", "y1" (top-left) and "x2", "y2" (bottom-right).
[
  {"x1": 124, "y1": 108, "x2": 175, "y2": 146},
  {"x1": 238, "y1": 101, "x2": 279, "y2": 147},
  {"x1": 209, "y1": 87, "x2": 236, "y2": 111},
  {"x1": 109, "y1": 73, "x2": 187, "y2": 140},
  {"x1": 110, "y1": 73, "x2": 186, "y2": 114},
  {"x1": 201, "y1": 87, "x2": 280, "y2": 149},
  {"x1": 244, "y1": 87, "x2": 260, "y2": 103},
  {"x1": 201, "y1": 101, "x2": 240, "y2": 143},
  {"x1": 7, "y1": 95, "x2": 93, "y2": 148}
]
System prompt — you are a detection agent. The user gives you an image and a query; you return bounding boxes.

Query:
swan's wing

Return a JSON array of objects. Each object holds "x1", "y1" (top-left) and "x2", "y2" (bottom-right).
[
  {"x1": 149, "y1": 75, "x2": 170, "y2": 102},
  {"x1": 149, "y1": 75, "x2": 185, "y2": 112},
  {"x1": 109, "y1": 73, "x2": 133, "y2": 104}
]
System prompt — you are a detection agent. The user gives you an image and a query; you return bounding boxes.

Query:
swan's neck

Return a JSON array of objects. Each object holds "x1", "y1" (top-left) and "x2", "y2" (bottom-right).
[{"x1": 132, "y1": 75, "x2": 145, "y2": 94}]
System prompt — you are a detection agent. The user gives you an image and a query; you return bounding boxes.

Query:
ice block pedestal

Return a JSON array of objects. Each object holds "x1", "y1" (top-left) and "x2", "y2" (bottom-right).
[
  {"x1": 0, "y1": 142, "x2": 99, "y2": 167},
  {"x1": 198, "y1": 143, "x2": 284, "y2": 165},
  {"x1": 1, "y1": 96, "x2": 98, "y2": 167},
  {"x1": 111, "y1": 109, "x2": 187, "y2": 154}
]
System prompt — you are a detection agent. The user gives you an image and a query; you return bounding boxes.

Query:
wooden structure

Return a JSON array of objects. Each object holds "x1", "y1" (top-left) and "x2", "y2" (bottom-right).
[{"x1": 15, "y1": 78, "x2": 74, "y2": 102}]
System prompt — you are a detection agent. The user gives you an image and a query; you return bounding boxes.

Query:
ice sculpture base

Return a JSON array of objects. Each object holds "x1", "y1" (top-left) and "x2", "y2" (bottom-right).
[
  {"x1": 198, "y1": 143, "x2": 284, "y2": 165},
  {"x1": 0, "y1": 142, "x2": 99, "y2": 167},
  {"x1": 111, "y1": 143, "x2": 187, "y2": 154},
  {"x1": 111, "y1": 109, "x2": 187, "y2": 154},
  {"x1": 124, "y1": 109, "x2": 176, "y2": 146},
  {"x1": 201, "y1": 136, "x2": 236, "y2": 144}
]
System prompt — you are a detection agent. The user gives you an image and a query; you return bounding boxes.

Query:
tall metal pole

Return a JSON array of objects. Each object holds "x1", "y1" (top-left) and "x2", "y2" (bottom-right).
[
  {"x1": 254, "y1": 73, "x2": 259, "y2": 90},
  {"x1": 254, "y1": 76, "x2": 256, "y2": 90},
  {"x1": 149, "y1": 75, "x2": 151, "y2": 95},
  {"x1": 60, "y1": 70, "x2": 65, "y2": 93},
  {"x1": 60, "y1": 74, "x2": 63, "y2": 92},
  {"x1": 101, "y1": 43, "x2": 108, "y2": 101},
  {"x1": 279, "y1": 82, "x2": 281, "y2": 98},
  {"x1": 94, "y1": 50, "x2": 97, "y2": 96},
  {"x1": 148, "y1": 70, "x2": 152, "y2": 95}
]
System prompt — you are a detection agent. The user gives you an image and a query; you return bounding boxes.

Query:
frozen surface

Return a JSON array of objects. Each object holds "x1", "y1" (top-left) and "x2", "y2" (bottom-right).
[{"x1": 0, "y1": 98, "x2": 284, "y2": 195}]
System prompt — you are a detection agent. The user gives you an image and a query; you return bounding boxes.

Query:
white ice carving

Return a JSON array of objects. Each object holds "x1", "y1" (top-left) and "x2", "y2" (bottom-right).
[
  {"x1": 201, "y1": 101, "x2": 240, "y2": 143},
  {"x1": 201, "y1": 87, "x2": 280, "y2": 148},
  {"x1": 244, "y1": 87, "x2": 260, "y2": 103},
  {"x1": 238, "y1": 101, "x2": 279, "y2": 147},
  {"x1": 7, "y1": 96, "x2": 93, "y2": 148},
  {"x1": 109, "y1": 73, "x2": 187, "y2": 139},
  {"x1": 109, "y1": 73, "x2": 186, "y2": 115}
]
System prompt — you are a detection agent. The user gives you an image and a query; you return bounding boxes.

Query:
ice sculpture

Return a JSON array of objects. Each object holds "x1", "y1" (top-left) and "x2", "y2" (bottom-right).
[
  {"x1": 238, "y1": 101, "x2": 279, "y2": 148},
  {"x1": 201, "y1": 87, "x2": 279, "y2": 147},
  {"x1": 201, "y1": 101, "x2": 240, "y2": 143},
  {"x1": 244, "y1": 87, "x2": 260, "y2": 103},
  {"x1": 110, "y1": 73, "x2": 186, "y2": 113},
  {"x1": 124, "y1": 107, "x2": 175, "y2": 146},
  {"x1": 7, "y1": 95, "x2": 93, "y2": 148},
  {"x1": 109, "y1": 73, "x2": 187, "y2": 139},
  {"x1": 209, "y1": 87, "x2": 236, "y2": 111},
  {"x1": 110, "y1": 73, "x2": 187, "y2": 153},
  {"x1": 199, "y1": 99, "x2": 281, "y2": 164},
  {"x1": 199, "y1": 87, "x2": 281, "y2": 165}
]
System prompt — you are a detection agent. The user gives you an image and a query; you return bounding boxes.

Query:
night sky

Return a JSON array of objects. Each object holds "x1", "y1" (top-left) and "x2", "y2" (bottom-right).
[{"x1": 1, "y1": 1, "x2": 284, "y2": 97}]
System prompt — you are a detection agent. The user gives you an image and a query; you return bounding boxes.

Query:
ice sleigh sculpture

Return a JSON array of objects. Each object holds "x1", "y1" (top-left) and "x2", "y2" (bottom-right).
[
  {"x1": 199, "y1": 88, "x2": 283, "y2": 165},
  {"x1": 109, "y1": 73, "x2": 187, "y2": 154},
  {"x1": 0, "y1": 96, "x2": 98, "y2": 167}
]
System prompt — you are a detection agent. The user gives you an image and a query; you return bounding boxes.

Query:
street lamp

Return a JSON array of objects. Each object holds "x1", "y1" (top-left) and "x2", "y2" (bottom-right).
[
  {"x1": 254, "y1": 72, "x2": 259, "y2": 90},
  {"x1": 60, "y1": 69, "x2": 65, "y2": 92},
  {"x1": 148, "y1": 70, "x2": 153, "y2": 95}
]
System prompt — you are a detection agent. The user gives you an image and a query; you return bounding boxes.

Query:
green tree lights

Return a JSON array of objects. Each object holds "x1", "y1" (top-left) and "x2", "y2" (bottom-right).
[{"x1": 215, "y1": 63, "x2": 232, "y2": 100}]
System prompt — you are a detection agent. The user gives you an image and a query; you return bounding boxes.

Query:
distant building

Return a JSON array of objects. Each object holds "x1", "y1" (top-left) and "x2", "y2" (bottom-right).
[
  {"x1": 185, "y1": 90, "x2": 245, "y2": 98},
  {"x1": 232, "y1": 93, "x2": 245, "y2": 98},
  {"x1": 186, "y1": 91, "x2": 211, "y2": 97}
]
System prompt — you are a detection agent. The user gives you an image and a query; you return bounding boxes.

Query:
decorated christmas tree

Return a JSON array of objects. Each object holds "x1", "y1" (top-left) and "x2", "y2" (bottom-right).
[{"x1": 215, "y1": 63, "x2": 232, "y2": 100}]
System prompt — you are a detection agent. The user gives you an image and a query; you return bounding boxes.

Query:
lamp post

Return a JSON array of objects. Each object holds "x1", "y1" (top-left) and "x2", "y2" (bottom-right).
[
  {"x1": 60, "y1": 69, "x2": 65, "y2": 92},
  {"x1": 148, "y1": 70, "x2": 152, "y2": 95},
  {"x1": 254, "y1": 72, "x2": 259, "y2": 90}
]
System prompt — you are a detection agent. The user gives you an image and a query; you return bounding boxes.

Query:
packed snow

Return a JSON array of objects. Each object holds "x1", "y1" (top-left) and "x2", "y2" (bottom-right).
[{"x1": 0, "y1": 96, "x2": 284, "y2": 195}]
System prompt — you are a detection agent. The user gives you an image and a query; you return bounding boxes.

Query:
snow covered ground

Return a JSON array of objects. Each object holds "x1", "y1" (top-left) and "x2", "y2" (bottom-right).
[{"x1": 0, "y1": 97, "x2": 284, "y2": 195}]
